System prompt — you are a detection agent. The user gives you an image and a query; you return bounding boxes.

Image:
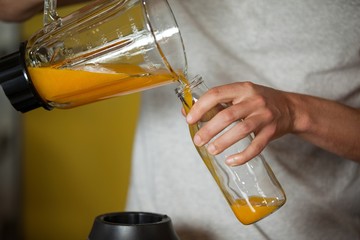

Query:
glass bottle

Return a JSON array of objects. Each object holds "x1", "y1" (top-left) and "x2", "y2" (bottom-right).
[{"x1": 175, "y1": 76, "x2": 286, "y2": 225}]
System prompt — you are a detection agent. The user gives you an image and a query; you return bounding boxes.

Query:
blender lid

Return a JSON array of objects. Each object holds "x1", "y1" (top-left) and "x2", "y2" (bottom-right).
[{"x1": 0, "y1": 43, "x2": 52, "y2": 113}]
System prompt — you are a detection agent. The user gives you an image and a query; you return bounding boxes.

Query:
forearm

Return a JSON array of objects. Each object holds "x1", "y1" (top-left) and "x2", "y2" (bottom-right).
[{"x1": 288, "y1": 92, "x2": 360, "y2": 162}]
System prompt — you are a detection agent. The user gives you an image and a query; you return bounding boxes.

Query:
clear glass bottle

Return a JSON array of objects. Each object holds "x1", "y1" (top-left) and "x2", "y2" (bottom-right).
[{"x1": 175, "y1": 76, "x2": 286, "y2": 225}]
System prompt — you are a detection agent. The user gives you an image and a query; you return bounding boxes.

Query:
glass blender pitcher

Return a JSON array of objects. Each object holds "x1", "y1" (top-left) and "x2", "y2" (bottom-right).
[{"x1": 0, "y1": 0, "x2": 187, "y2": 112}]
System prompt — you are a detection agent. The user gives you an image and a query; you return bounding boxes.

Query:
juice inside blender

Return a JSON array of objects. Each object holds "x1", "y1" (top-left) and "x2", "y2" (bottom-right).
[
  {"x1": 28, "y1": 64, "x2": 175, "y2": 108},
  {"x1": 23, "y1": 0, "x2": 186, "y2": 109}
]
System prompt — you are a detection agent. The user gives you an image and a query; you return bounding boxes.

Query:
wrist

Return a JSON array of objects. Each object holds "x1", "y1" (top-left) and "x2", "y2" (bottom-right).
[{"x1": 285, "y1": 92, "x2": 312, "y2": 135}]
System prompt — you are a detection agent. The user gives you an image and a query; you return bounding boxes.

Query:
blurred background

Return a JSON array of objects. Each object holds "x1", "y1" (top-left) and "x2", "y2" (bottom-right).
[{"x1": 0, "y1": 3, "x2": 140, "y2": 240}]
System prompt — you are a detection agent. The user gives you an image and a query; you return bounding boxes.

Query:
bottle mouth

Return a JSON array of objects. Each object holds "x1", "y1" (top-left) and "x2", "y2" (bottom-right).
[{"x1": 174, "y1": 74, "x2": 203, "y2": 97}]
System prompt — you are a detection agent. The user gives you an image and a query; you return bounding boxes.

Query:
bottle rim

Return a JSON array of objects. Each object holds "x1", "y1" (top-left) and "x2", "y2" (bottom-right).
[{"x1": 174, "y1": 74, "x2": 203, "y2": 97}]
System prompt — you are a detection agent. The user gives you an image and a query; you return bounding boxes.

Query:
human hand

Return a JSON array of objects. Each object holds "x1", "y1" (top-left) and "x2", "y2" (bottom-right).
[
  {"x1": 186, "y1": 81, "x2": 297, "y2": 166},
  {"x1": 0, "y1": 0, "x2": 43, "y2": 22}
]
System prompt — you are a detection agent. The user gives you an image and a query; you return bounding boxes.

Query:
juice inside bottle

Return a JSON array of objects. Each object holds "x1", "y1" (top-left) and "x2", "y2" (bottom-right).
[
  {"x1": 230, "y1": 196, "x2": 284, "y2": 225},
  {"x1": 28, "y1": 64, "x2": 175, "y2": 108}
]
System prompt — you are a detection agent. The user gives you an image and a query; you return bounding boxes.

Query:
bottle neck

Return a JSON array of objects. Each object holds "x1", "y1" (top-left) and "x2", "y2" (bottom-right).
[
  {"x1": 175, "y1": 75, "x2": 225, "y2": 121},
  {"x1": 175, "y1": 75, "x2": 204, "y2": 113}
]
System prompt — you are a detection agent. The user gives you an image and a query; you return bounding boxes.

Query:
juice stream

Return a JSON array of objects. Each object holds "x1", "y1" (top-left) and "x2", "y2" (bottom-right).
[
  {"x1": 181, "y1": 81, "x2": 284, "y2": 225},
  {"x1": 28, "y1": 64, "x2": 175, "y2": 108}
]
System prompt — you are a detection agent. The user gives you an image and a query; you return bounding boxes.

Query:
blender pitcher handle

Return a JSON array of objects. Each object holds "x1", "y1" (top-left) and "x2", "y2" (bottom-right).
[{"x1": 43, "y1": 0, "x2": 59, "y2": 26}]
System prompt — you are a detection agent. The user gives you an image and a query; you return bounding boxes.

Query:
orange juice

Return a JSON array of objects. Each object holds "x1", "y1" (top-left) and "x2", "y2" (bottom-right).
[
  {"x1": 28, "y1": 64, "x2": 175, "y2": 108},
  {"x1": 231, "y1": 196, "x2": 284, "y2": 225}
]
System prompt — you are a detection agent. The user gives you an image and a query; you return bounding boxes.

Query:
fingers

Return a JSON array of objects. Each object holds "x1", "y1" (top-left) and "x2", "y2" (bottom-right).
[
  {"x1": 192, "y1": 103, "x2": 251, "y2": 146},
  {"x1": 184, "y1": 81, "x2": 285, "y2": 166},
  {"x1": 186, "y1": 83, "x2": 247, "y2": 124},
  {"x1": 197, "y1": 113, "x2": 274, "y2": 166},
  {"x1": 224, "y1": 125, "x2": 274, "y2": 166},
  {"x1": 192, "y1": 94, "x2": 270, "y2": 151}
]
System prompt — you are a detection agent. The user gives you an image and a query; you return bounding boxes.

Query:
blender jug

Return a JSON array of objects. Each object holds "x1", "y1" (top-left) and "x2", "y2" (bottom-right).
[{"x1": 0, "y1": 0, "x2": 187, "y2": 112}]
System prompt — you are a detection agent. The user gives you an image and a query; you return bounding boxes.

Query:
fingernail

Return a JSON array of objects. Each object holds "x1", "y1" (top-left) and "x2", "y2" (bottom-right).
[
  {"x1": 207, "y1": 144, "x2": 217, "y2": 154},
  {"x1": 193, "y1": 134, "x2": 202, "y2": 146},
  {"x1": 225, "y1": 157, "x2": 237, "y2": 166},
  {"x1": 186, "y1": 114, "x2": 193, "y2": 123}
]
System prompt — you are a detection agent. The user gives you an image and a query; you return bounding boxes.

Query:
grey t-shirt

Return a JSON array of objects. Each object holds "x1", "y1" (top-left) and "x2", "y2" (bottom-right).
[{"x1": 126, "y1": 0, "x2": 360, "y2": 239}]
